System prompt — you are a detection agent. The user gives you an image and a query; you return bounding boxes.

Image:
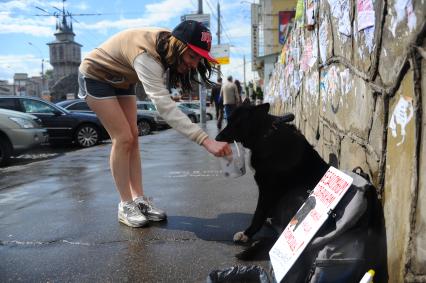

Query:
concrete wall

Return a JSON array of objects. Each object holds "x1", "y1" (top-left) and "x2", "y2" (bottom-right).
[{"x1": 263, "y1": 0, "x2": 425, "y2": 281}]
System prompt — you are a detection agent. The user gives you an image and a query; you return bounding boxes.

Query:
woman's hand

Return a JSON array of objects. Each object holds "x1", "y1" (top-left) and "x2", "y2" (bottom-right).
[{"x1": 202, "y1": 138, "x2": 232, "y2": 157}]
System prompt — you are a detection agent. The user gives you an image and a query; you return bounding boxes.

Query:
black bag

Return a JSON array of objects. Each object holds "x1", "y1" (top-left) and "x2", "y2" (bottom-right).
[
  {"x1": 207, "y1": 265, "x2": 272, "y2": 283},
  {"x1": 278, "y1": 169, "x2": 388, "y2": 283}
]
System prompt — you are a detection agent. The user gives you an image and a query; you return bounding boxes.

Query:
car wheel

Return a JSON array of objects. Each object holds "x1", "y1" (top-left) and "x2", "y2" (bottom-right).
[
  {"x1": 207, "y1": 113, "x2": 213, "y2": 120},
  {"x1": 188, "y1": 115, "x2": 197, "y2": 123},
  {"x1": 0, "y1": 137, "x2": 12, "y2": 166},
  {"x1": 137, "y1": 120, "x2": 152, "y2": 136},
  {"x1": 75, "y1": 124, "x2": 100, "y2": 147}
]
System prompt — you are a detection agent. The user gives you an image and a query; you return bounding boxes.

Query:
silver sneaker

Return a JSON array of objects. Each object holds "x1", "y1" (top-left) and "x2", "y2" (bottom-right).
[
  {"x1": 118, "y1": 201, "x2": 149, "y2": 227},
  {"x1": 134, "y1": 196, "x2": 167, "y2": 222}
]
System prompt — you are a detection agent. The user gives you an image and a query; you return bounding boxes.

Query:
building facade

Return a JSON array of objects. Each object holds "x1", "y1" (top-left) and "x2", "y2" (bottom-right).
[{"x1": 251, "y1": 0, "x2": 297, "y2": 89}]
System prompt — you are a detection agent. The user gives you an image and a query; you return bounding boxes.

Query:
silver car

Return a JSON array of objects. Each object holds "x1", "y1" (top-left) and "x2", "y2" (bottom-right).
[{"x1": 0, "y1": 108, "x2": 48, "y2": 166}]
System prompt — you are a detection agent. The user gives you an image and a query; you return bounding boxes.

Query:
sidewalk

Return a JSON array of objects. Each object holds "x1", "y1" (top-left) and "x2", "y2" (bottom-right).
[{"x1": 0, "y1": 120, "x2": 269, "y2": 282}]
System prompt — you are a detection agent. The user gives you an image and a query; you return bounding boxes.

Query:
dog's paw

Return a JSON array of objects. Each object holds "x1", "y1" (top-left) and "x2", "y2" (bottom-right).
[{"x1": 233, "y1": 231, "x2": 249, "y2": 243}]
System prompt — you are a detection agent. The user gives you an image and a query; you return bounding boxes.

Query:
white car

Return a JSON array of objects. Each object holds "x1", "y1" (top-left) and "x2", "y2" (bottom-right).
[
  {"x1": 177, "y1": 101, "x2": 213, "y2": 121},
  {"x1": 0, "y1": 108, "x2": 48, "y2": 166}
]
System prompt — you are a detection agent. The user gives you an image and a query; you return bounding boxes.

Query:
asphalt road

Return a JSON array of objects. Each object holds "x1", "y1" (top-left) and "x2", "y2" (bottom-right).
[{"x1": 0, "y1": 121, "x2": 270, "y2": 282}]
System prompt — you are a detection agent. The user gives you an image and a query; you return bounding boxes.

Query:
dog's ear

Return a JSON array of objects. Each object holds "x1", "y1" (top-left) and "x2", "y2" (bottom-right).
[{"x1": 255, "y1": 103, "x2": 270, "y2": 113}]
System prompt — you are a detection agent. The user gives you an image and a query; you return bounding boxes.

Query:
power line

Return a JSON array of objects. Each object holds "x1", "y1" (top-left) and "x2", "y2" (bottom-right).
[{"x1": 205, "y1": 0, "x2": 245, "y2": 58}]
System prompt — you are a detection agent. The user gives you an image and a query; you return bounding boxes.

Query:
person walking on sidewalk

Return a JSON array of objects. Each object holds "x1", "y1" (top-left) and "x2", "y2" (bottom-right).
[
  {"x1": 210, "y1": 77, "x2": 224, "y2": 129},
  {"x1": 220, "y1": 75, "x2": 241, "y2": 120},
  {"x1": 78, "y1": 20, "x2": 231, "y2": 228},
  {"x1": 234, "y1": 79, "x2": 243, "y2": 102}
]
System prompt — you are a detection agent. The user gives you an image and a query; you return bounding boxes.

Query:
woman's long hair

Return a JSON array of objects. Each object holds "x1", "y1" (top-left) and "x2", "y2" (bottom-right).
[{"x1": 156, "y1": 32, "x2": 217, "y2": 92}]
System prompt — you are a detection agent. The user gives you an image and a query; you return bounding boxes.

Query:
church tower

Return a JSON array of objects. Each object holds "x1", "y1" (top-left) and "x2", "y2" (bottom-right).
[{"x1": 47, "y1": 11, "x2": 82, "y2": 82}]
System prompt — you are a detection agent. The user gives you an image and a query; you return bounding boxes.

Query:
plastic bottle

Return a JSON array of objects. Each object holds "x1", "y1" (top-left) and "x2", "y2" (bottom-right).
[{"x1": 359, "y1": 269, "x2": 375, "y2": 283}]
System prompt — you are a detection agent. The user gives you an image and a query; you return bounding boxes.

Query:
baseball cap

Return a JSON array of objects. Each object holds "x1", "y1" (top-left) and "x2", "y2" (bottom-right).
[{"x1": 172, "y1": 20, "x2": 219, "y2": 64}]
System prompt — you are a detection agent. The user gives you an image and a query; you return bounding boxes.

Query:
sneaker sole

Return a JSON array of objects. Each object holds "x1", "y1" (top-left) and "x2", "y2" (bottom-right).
[{"x1": 118, "y1": 216, "x2": 149, "y2": 228}]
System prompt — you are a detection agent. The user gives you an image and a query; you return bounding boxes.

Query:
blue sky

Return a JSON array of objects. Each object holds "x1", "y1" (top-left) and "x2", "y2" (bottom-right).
[{"x1": 0, "y1": 0, "x2": 256, "y2": 84}]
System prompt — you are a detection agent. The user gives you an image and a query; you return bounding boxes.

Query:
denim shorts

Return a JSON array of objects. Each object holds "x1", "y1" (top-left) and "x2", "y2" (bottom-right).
[{"x1": 78, "y1": 72, "x2": 135, "y2": 99}]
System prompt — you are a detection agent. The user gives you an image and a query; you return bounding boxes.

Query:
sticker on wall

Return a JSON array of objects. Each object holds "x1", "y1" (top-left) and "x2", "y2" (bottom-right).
[
  {"x1": 389, "y1": 95, "x2": 414, "y2": 146},
  {"x1": 357, "y1": 0, "x2": 375, "y2": 31}
]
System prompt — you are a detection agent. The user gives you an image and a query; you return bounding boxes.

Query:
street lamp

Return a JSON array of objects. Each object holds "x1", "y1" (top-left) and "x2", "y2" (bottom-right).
[{"x1": 28, "y1": 42, "x2": 46, "y2": 93}]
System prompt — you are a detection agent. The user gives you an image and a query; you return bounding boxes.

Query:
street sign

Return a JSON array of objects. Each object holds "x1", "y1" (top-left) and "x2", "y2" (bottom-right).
[
  {"x1": 211, "y1": 44, "x2": 230, "y2": 65},
  {"x1": 181, "y1": 13, "x2": 210, "y2": 29},
  {"x1": 269, "y1": 166, "x2": 353, "y2": 282}
]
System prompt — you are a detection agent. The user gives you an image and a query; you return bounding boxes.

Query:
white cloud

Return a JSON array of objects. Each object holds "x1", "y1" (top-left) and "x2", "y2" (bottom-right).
[
  {"x1": 0, "y1": 11, "x2": 55, "y2": 36},
  {"x1": 0, "y1": 0, "x2": 33, "y2": 11},
  {"x1": 0, "y1": 54, "x2": 53, "y2": 82},
  {"x1": 75, "y1": 0, "x2": 194, "y2": 31},
  {"x1": 74, "y1": 1, "x2": 89, "y2": 11}
]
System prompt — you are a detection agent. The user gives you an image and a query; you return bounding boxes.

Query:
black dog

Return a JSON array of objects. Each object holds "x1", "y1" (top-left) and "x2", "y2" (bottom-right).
[{"x1": 216, "y1": 103, "x2": 330, "y2": 259}]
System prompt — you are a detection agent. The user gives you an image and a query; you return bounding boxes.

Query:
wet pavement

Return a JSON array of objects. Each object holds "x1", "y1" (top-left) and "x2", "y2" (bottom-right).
[{"x1": 0, "y1": 121, "x2": 269, "y2": 282}]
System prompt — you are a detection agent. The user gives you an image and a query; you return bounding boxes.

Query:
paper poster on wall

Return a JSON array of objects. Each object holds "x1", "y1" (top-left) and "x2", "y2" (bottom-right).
[
  {"x1": 357, "y1": 0, "x2": 375, "y2": 31},
  {"x1": 319, "y1": 20, "x2": 328, "y2": 63},
  {"x1": 389, "y1": 0, "x2": 415, "y2": 37},
  {"x1": 269, "y1": 167, "x2": 353, "y2": 283},
  {"x1": 364, "y1": 26, "x2": 375, "y2": 53},
  {"x1": 329, "y1": 0, "x2": 352, "y2": 37},
  {"x1": 279, "y1": 11, "x2": 296, "y2": 44},
  {"x1": 309, "y1": 33, "x2": 318, "y2": 67},
  {"x1": 300, "y1": 38, "x2": 313, "y2": 72},
  {"x1": 295, "y1": 0, "x2": 304, "y2": 21},
  {"x1": 305, "y1": 0, "x2": 316, "y2": 27}
]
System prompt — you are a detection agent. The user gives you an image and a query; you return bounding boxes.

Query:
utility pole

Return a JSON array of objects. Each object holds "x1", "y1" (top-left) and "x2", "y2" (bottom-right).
[
  {"x1": 198, "y1": 0, "x2": 207, "y2": 124},
  {"x1": 217, "y1": 1, "x2": 221, "y2": 79},
  {"x1": 198, "y1": 0, "x2": 203, "y2": 13},
  {"x1": 243, "y1": 55, "x2": 246, "y2": 88},
  {"x1": 28, "y1": 42, "x2": 46, "y2": 96}
]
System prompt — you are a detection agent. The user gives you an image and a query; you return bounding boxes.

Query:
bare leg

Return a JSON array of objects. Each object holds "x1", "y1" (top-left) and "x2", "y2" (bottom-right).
[
  {"x1": 117, "y1": 96, "x2": 143, "y2": 199},
  {"x1": 86, "y1": 96, "x2": 139, "y2": 202}
]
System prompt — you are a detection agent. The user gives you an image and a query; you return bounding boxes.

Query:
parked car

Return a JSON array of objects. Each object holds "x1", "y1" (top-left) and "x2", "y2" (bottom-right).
[
  {"x1": 177, "y1": 101, "x2": 213, "y2": 120},
  {"x1": 56, "y1": 99, "x2": 163, "y2": 136},
  {"x1": 137, "y1": 101, "x2": 199, "y2": 123},
  {"x1": 0, "y1": 108, "x2": 48, "y2": 166},
  {"x1": 0, "y1": 96, "x2": 108, "y2": 147}
]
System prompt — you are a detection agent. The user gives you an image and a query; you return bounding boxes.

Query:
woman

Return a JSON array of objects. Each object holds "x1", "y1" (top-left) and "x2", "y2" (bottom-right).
[{"x1": 78, "y1": 20, "x2": 231, "y2": 228}]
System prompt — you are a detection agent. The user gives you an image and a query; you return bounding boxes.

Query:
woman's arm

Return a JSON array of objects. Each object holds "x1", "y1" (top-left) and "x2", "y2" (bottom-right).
[
  {"x1": 134, "y1": 53, "x2": 231, "y2": 156},
  {"x1": 134, "y1": 53, "x2": 208, "y2": 144}
]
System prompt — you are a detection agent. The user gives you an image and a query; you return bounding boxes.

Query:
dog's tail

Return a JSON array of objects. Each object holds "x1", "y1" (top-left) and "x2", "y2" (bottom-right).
[{"x1": 235, "y1": 237, "x2": 277, "y2": 261}]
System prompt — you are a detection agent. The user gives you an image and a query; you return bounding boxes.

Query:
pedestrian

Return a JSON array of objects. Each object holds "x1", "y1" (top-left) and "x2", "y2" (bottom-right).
[
  {"x1": 210, "y1": 77, "x2": 224, "y2": 129},
  {"x1": 220, "y1": 75, "x2": 241, "y2": 120},
  {"x1": 234, "y1": 79, "x2": 243, "y2": 102},
  {"x1": 78, "y1": 20, "x2": 232, "y2": 228}
]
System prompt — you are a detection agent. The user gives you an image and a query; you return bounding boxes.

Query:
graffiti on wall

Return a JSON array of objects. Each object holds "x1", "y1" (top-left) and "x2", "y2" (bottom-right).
[{"x1": 389, "y1": 95, "x2": 414, "y2": 146}]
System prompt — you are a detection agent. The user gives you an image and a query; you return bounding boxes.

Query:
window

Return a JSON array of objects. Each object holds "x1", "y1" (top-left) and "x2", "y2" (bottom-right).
[
  {"x1": 0, "y1": 98, "x2": 18, "y2": 111},
  {"x1": 68, "y1": 102, "x2": 90, "y2": 111},
  {"x1": 137, "y1": 103, "x2": 156, "y2": 111},
  {"x1": 21, "y1": 99, "x2": 57, "y2": 114},
  {"x1": 59, "y1": 46, "x2": 64, "y2": 60}
]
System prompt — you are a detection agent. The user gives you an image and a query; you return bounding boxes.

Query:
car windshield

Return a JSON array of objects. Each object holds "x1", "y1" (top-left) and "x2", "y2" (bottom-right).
[
  {"x1": 184, "y1": 103, "x2": 200, "y2": 110},
  {"x1": 22, "y1": 99, "x2": 69, "y2": 114}
]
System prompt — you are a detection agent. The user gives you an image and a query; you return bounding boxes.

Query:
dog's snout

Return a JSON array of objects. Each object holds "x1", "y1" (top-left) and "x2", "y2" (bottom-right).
[{"x1": 215, "y1": 133, "x2": 223, "y2": 141}]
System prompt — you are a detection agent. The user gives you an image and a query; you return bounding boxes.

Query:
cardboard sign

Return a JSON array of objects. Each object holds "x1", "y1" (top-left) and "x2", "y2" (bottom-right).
[{"x1": 269, "y1": 166, "x2": 353, "y2": 282}]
